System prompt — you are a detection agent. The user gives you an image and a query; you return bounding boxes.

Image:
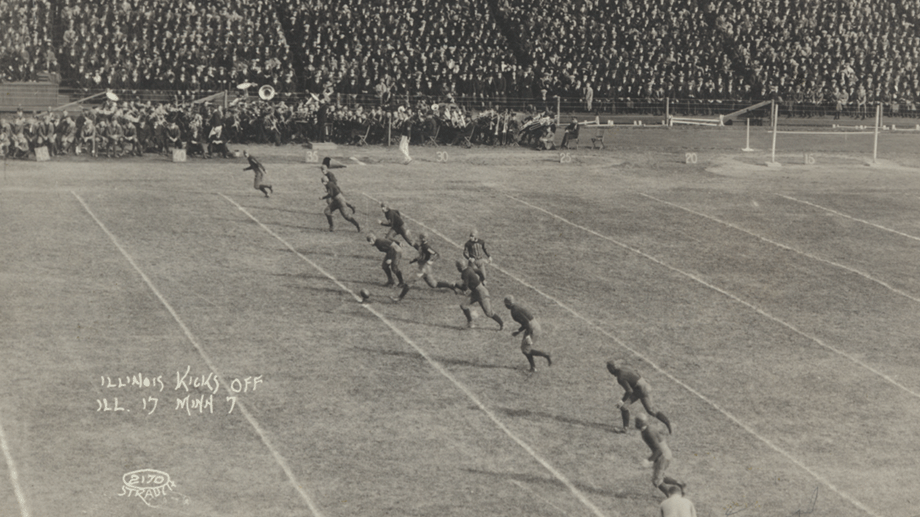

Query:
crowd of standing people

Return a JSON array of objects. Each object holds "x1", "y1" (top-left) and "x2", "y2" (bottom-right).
[{"x1": 0, "y1": 90, "x2": 548, "y2": 159}]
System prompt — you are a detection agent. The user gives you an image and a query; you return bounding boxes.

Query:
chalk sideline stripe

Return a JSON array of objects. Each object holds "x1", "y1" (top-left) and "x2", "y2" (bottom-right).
[
  {"x1": 222, "y1": 193, "x2": 613, "y2": 517},
  {"x1": 0, "y1": 413, "x2": 30, "y2": 517},
  {"x1": 392, "y1": 190, "x2": 881, "y2": 517},
  {"x1": 74, "y1": 192, "x2": 326, "y2": 517},
  {"x1": 782, "y1": 195, "x2": 920, "y2": 244}
]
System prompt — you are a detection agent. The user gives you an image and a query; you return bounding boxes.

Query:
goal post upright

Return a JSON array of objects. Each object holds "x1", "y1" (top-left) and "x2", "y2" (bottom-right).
[
  {"x1": 873, "y1": 103, "x2": 881, "y2": 163},
  {"x1": 665, "y1": 97, "x2": 670, "y2": 127},
  {"x1": 770, "y1": 101, "x2": 778, "y2": 164},
  {"x1": 742, "y1": 117, "x2": 754, "y2": 152}
]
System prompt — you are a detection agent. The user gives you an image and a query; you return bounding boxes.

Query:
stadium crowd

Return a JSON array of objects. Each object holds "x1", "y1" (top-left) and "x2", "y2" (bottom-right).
[
  {"x1": 2, "y1": 0, "x2": 920, "y2": 159},
  {"x1": 0, "y1": 92, "x2": 536, "y2": 159},
  {"x1": 2, "y1": 0, "x2": 918, "y2": 112},
  {"x1": 0, "y1": 0, "x2": 56, "y2": 82}
]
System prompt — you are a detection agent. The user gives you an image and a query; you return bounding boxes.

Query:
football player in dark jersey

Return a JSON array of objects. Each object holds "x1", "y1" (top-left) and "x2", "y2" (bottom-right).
[
  {"x1": 636, "y1": 414, "x2": 686, "y2": 496},
  {"x1": 504, "y1": 295, "x2": 551, "y2": 372},
  {"x1": 367, "y1": 233, "x2": 404, "y2": 287},
  {"x1": 321, "y1": 176, "x2": 361, "y2": 232},
  {"x1": 378, "y1": 202, "x2": 415, "y2": 248},
  {"x1": 607, "y1": 360, "x2": 673, "y2": 434},
  {"x1": 462, "y1": 228, "x2": 492, "y2": 283},
  {"x1": 321, "y1": 158, "x2": 356, "y2": 213},
  {"x1": 390, "y1": 232, "x2": 456, "y2": 302},
  {"x1": 451, "y1": 259, "x2": 503, "y2": 330},
  {"x1": 243, "y1": 151, "x2": 273, "y2": 197}
]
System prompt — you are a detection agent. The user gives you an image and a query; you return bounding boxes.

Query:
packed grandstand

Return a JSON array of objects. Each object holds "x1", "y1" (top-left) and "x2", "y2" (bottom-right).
[{"x1": 1, "y1": 0, "x2": 919, "y2": 155}]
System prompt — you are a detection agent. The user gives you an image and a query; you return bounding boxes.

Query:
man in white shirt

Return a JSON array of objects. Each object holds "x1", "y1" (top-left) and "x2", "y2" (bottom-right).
[{"x1": 659, "y1": 485, "x2": 697, "y2": 517}]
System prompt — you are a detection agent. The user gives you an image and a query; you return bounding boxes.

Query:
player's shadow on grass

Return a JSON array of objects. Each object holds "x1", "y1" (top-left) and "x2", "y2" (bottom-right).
[
  {"x1": 462, "y1": 468, "x2": 624, "y2": 498},
  {"x1": 353, "y1": 346, "x2": 517, "y2": 371},
  {"x1": 495, "y1": 407, "x2": 618, "y2": 432}
]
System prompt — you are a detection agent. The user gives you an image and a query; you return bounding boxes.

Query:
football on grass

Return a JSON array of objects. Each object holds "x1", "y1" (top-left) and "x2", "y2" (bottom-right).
[{"x1": 360, "y1": 289, "x2": 371, "y2": 301}]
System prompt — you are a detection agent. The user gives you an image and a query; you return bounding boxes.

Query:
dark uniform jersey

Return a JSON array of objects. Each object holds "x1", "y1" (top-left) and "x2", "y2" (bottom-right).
[
  {"x1": 244, "y1": 155, "x2": 265, "y2": 174},
  {"x1": 614, "y1": 367, "x2": 643, "y2": 394},
  {"x1": 322, "y1": 181, "x2": 343, "y2": 200},
  {"x1": 463, "y1": 238, "x2": 490, "y2": 260},
  {"x1": 385, "y1": 244, "x2": 402, "y2": 265},
  {"x1": 413, "y1": 242, "x2": 438, "y2": 265},
  {"x1": 641, "y1": 424, "x2": 664, "y2": 453},
  {"x1": 382, "y1": 209, "x2": 406, "y2": 230},
  {"x1": 457, "y1": 266, "x2": 484, "y2": 291},
  {"x1": 509, "y1": 304, "x2": 535, "y2": 332},
  {"x1": 372, "y1": 238, "x2": 395, "y2": 253}
]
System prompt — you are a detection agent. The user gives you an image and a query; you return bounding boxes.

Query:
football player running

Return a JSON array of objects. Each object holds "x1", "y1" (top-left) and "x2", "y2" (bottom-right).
[
  {"x1": 390, "y1": 232, "x2": 456, "y2": 302},
  {"x1": 504, "y1": 295, "x2": 552, "y2": 372},
  {"x1": 607, "y1": 360, "x2": 673, "y2": 434},
  {"x1": 451, "y1": 259, "x2": 503, "y2": 330},
  {"x1": 321, "y1": 176, "x2": 361, "y2": 232}
]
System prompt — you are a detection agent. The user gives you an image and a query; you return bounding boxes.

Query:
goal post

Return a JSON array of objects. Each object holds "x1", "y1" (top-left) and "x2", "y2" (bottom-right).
[{"x1": 768, "y1": 104, "x2": 883, "y2": 165}]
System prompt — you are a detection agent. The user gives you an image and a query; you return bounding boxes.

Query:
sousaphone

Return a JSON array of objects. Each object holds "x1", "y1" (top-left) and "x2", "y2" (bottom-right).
[{"x1": 258, "y1": 85, "x2": 276, "y2": 100}]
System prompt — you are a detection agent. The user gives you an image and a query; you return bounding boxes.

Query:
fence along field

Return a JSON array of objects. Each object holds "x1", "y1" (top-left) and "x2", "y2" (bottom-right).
[{"x1": 1, "y1": 129, "x2": 919, "y2": 517}]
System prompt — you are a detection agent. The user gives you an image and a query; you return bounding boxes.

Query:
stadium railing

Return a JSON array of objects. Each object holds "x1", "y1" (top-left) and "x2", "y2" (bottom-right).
[{"x1": 12, "y1": 87, "x2": 918, "y2": 125}]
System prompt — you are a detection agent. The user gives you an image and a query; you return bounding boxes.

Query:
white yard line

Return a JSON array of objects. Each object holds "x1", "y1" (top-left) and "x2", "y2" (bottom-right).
[
  {"x1": 509, "y1": 479, "x2": 570, "y2": 515},
  {"x1": 0, "y1": 413, "x2": 30, "y2": 517},
  {"x1": 642, "y1": 192, "x2": 920, "y2": 305},
  {"x1": 504, "y1": 192, "x2": 920, "y2": 403},
  {"x1": 73, "y1": 192, "x2": 325, "y2": 517},
  {"x1": 369, "y1": 191, "x2": 882, "y2": 517},
  {"x1": 781, "y1": 194, "x2": 920, "y2": 244},
  {"x1": 220, "y1": 193, "x2": 614, "y2": 517}
]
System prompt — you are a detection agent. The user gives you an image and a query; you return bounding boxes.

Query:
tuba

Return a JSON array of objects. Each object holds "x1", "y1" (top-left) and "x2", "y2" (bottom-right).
[{"x1": 258, "y1": 85, "x2": 276, "y2": 100}]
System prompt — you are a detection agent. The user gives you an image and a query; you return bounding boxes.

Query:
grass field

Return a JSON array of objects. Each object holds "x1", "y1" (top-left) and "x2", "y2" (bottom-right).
[{"x1": 2, "y1": 124, "x2": 920, "y2": 517}]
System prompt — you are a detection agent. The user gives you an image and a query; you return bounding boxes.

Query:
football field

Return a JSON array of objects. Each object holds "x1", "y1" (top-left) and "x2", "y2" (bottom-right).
[{"x1": 2, "y1": 126, "x2": 920, "y2": 517}]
